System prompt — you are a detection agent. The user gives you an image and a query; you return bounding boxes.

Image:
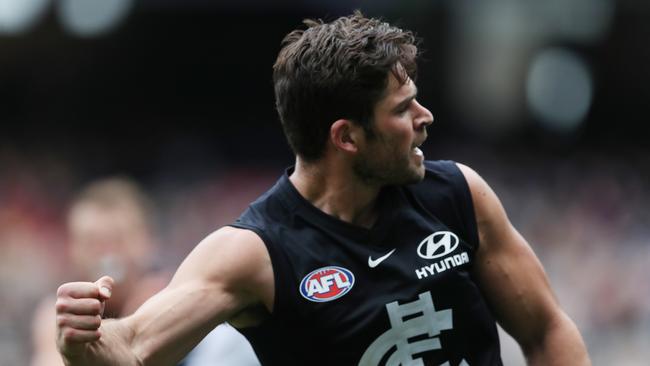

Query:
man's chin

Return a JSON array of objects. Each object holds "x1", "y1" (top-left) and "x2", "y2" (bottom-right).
[
  {"x1": 408, "y1": 172, "x2": 426, "y2": 185},
  {"x1": 413, "y1": 162, "x2": 428, "y2": 181},
  {"x1": 397, "y1": 165, "x2": 426, "y2": 185}
]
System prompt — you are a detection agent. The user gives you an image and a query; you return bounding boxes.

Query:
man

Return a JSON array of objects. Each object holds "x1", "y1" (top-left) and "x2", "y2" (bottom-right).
[
  {"x1": 34, "y1": 178, "x2": 258, "y2": 366},
  {"x1": 54, "y1": 12, "x2": 590, "y2": 365},
  {"x1": 32, "y1": 178, "x2": 168, "y2": 366}
]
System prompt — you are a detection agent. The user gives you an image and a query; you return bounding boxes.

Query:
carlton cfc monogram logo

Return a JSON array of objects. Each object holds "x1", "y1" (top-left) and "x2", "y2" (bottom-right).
[{"x1": 300, "y1": 266, "x2": 355, "y2": 302}]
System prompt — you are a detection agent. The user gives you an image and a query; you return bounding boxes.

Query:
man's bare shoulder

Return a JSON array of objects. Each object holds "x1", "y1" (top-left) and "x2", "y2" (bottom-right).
[
  {"x1": 454, "y1": 162, "x2": 485, "y2": 196},
  {"x1": 173, "y1": 226, "x2": 275, "y2": 313},
  {"x1": 200, "y1": 226, "x2": 271, "y2": 272},
  {"x1": 454, "y1": 162, "x2": 503, "y2": 224},
  {"x1": 205, "y1": 226, "x2": 266, "y2": 247}
]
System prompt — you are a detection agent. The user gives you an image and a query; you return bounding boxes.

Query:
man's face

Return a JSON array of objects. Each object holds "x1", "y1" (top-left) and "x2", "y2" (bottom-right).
[
  {"x1": 353, "y1": 73, "x2": 433, "y2": 186},
  {"x1": 68, "y1": 203, "x2": 152, "y2": 283}
]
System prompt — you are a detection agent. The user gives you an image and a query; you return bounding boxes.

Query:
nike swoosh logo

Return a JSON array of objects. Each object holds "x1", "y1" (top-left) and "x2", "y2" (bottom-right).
[{"x1": 368, "y1": 249, "x2": 396, "y2": 268}]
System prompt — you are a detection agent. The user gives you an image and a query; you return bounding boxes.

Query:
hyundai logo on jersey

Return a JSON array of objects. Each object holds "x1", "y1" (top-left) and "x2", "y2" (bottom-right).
[
  {"x1": 299, "y1": 266, "x2": 355, "y2": 302},
  {"x1": 417, "y1": 231, "x2": 460, "y2": 259}
]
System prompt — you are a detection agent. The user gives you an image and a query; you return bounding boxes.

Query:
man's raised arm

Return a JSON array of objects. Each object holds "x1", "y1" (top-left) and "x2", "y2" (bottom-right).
[{"x1": 55, "y1": 227, "x2": 273, "y2": 366}]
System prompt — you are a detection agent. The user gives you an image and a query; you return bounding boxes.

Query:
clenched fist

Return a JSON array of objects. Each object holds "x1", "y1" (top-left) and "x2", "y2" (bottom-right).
[{"x1": 55, "y1": 276, "x2": 114, "y2": 359}]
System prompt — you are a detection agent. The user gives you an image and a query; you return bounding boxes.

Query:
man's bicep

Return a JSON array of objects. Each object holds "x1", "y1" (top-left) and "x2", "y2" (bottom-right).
[
  {"x1": 457, "y1": 163, "x2": 561, "y2": 346},
  {"x1": 125, "y1": 227, "x2": 270, "y2": 365},
  {"x1": 474, "y1": 225, "x2": 559, "y2": 343}
]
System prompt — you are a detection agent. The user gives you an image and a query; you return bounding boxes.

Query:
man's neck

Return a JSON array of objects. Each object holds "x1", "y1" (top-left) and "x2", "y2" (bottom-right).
[{"x1": 289, "y1": 157, "x2": 382, "y2": 229}]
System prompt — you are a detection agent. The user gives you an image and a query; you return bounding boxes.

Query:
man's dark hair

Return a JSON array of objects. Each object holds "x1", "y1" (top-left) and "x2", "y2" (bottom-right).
[{"x1": 273, "y1": 11, "x2": 419, "y2": 162}]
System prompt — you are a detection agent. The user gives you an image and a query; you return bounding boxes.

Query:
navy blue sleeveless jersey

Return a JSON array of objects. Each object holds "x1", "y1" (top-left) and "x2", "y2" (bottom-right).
[{"x1": 230, "y1": 160, "x2": 502, "y2": 366}]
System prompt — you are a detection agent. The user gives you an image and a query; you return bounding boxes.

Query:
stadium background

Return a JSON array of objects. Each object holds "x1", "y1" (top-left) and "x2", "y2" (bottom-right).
[{"x1": 0, "y1": 0, "x2": 648, "y2": 364}]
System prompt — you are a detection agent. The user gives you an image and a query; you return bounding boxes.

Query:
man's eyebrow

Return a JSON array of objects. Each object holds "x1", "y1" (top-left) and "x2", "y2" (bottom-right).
[{"x1": 392, "y1": 86, "x2": 418, "y2": 112}]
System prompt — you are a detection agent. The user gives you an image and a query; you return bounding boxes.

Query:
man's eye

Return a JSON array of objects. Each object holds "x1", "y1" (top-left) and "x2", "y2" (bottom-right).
[
  {"x1": 396, "y1": 106, "x2": 409, "y2": 115},
  {"x1": 396, "y1": 100, "x2": 413, "y2": 115}
]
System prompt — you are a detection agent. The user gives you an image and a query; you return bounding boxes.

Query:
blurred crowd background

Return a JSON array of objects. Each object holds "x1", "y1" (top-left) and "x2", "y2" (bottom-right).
[{"x1": 1, "y1": 0, "x2": 649, "y2": 365}]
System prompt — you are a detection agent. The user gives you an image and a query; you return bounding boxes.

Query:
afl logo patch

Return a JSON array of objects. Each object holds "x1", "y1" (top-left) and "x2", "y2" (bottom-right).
[{"x1": 299, "y1": 266, "x2": 355, "y2": 302}]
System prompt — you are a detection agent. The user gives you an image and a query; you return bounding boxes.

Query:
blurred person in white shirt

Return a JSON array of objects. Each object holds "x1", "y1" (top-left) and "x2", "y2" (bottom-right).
[{"x1": 30, "y1": 177, "x2": 259, "y2": 366}]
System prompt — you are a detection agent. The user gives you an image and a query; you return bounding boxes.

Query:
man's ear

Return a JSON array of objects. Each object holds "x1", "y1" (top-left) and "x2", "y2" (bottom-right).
[{"x1": 330, "y1": 119, "x2": 365, "y2": 154}]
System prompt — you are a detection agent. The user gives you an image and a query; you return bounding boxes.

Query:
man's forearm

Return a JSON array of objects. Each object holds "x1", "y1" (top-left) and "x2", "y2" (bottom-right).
[
  {"x1": 524, "y1": 312, "x2": 590, "y2": 366},
  {"x1": 62, "y1": 319, "x2": 141, "y2": 366}
]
